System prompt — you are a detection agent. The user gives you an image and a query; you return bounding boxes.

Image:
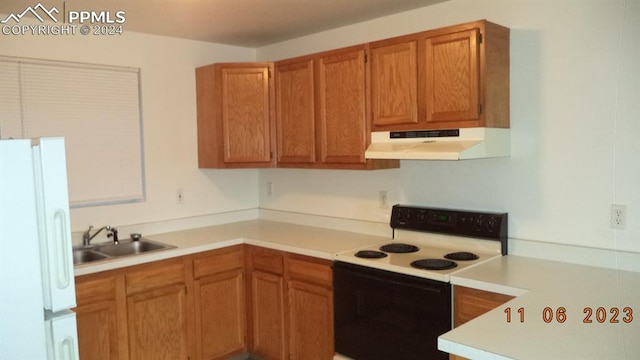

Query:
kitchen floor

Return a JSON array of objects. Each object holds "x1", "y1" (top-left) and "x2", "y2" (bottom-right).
[{"x1": 231, "y1": 353, "x2": 262, "y2": 360}]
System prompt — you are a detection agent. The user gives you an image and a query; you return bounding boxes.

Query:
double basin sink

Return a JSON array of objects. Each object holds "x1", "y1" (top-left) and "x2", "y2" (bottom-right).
[{"x1": 73, "y1": 238, "x2": 175, "y2": 265}]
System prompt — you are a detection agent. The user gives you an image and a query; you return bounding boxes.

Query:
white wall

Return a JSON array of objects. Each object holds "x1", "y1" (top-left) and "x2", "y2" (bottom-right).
[
  {"x1": 2, "y1": 0, "x2": 639, "y2": 255},
  {"x1": 0, "y1": 24, "x2": 260, "y2": 233},
  {"x1": 256, "y1": 0, "x2": 640, "y2": 253}
]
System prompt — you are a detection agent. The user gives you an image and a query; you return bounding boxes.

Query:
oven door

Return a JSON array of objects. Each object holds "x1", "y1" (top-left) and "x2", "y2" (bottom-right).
[{"x1": 334, "y1": 261, "x2": 451, "y2": 360}]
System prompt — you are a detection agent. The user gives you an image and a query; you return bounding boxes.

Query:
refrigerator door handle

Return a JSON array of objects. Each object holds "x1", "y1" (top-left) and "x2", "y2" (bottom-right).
[
  {"x1": 53, "y1": 209, "x2": 71, "y2": 289},
  {"x1": 59, "y1": 337, "x2": 76, "y2": 360}
]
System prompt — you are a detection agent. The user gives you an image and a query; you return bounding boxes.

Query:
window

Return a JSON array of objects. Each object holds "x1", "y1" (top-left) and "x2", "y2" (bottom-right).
[{"x1": 0, "y1": 56, "x2": 145, "y2": 207}]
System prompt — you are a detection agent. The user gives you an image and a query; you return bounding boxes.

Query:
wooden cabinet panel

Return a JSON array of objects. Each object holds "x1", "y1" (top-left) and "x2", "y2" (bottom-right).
[
  {"x1": 196, "y1": 63, "x2": 275, "y2": 168},
  {"x1": 454, "y1": 285, "x2": 514, "y2": 327},
  {"x1": 247, "y1": 248, "x2": 334, "y2": 359},
  {"x1": 426, "y1": 29, "x2": 480, "y2": 124},
  {"x1": 192, "y1": 246, "x2": 246, "y2": 359},
  {"x1": 275, "y1": 59, "x2": 316, "y2": 164},
  {"x1": 317, "y1": 47, "x2": 367, "y2": 165},
  {"x1": 127, "y1": 284, "x2": 188, "y2": 360},
  {"x1": 75, "y1": 300, "x2": 119, "y2": 360},
  {"x1": 288, "y1": 254, "x2": 332, "y2": 287},
  {"x1": 370, "y1": 20, "x2": 509, "y2": 132},
  {"x1": 221, "y1": 66, "x2": 272, "y2": 163},
  {"x1": 125, "y1": 260, "x2": 185, "y2": 295},
  {"x1": 250, "y1": 270, "x2": 287, "y2": 360},
  {"x1": 76, "y1": 275, "x2": 116, "y2": 304},
  {"x1": 194, "y1": 269, "x2": 246, "y2": 359},
  {"x1": 75, "y1": 275, "x2": 122, "y2": 360},
  {"x1": 275, "y1": 52, "x2": 398, "y2": 170},
  {"x1": 451, "y1": 286, "x2": 514, "y2": 360},
  {"x1": 250, "y1": 247, "x2": 284, "y2": 275},
  {"x1": 370, "y1": 40, "x2": 419, "y2": 127},
  {"x1": 288, "y1": 280, "x2": 334, "y2": 360},
  {"x1": 124, "y1": 259, "x2": 189, "y2": 360},
  {"x1": 193, "y1": 245, "x2": 244, "y2": 278}
]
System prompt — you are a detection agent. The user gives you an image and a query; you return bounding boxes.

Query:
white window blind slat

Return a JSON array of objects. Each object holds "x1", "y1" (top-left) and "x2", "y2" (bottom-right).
[
  {"x1": 0, "y1": 61, "x2": 22, "y2": 138},
  {"x1": 0, "y1": 57, "x2": 145, "y2": 207}
]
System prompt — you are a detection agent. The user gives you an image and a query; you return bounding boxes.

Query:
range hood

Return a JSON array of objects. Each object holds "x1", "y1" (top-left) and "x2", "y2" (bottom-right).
[{"x1": 365, "y1": 127, "x2": 510, "y2": 160}]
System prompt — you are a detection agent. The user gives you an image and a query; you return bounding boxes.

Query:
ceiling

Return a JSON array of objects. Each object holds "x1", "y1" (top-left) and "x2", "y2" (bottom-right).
[{"x1": 0, "y1": 0, "x2": 447, "y2": 47}]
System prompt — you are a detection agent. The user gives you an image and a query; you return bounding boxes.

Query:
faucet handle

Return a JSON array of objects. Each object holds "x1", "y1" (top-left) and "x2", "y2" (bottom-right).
[
  {"x1": 82, "y1": 225, "x2": 93, "y2": 240},
  {"x1": 107, "y1": 227, "x2": 119, "y2": 244}
]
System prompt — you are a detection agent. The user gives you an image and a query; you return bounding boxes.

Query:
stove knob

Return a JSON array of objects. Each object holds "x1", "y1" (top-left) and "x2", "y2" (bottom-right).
[
  {"x1": 396, "y1": 209, "x2": 409, "y2": 224},
  {"x1": 474, "y1": 216, "x2": 484, "y2": 230},
  {"x1": 487, "y1": 217, "x2": 498, "y2": 231}
]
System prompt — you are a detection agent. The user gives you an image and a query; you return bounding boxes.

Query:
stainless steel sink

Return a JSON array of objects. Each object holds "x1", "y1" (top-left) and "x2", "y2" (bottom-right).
[
  {"x1": 73, "y1": 249, "x2": 108, "y2": 265},
  {"x1": 96, "y1": 239, "x2": 173, "y2": 257},
  {"x1": 72, "y1": 238, "x2": 175, "y2": 265}
]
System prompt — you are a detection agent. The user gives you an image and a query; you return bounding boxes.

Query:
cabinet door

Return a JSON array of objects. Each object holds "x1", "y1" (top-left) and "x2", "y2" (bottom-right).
[
  {"x1": 75, "y1": 301, "x2": 119, "y2": 360},
  {"x1": 453, "y1": 285, "x2": 514, "y2": 327},
  {"x1": 74, "y1": 275, "x2": 123, "y2": 360},
  {"x1": 288, "y1": 280, "x2": 333, "y2": 360},
  {"x1": 425, "y1": 29, "x2": 480, "y2": 124},
  {"x1": 127, "y1": 284, "x2": 188, "y2": 360},
  {"x1": 220, "y1": 65, "x2": 273, "y2": 164},
  {"x1": 275, "y1": 59, "x2": 316, "y2": 164},
  {"x1": 370, "y1": 40, "x2": 419, "y2": 128},
  {"x1": 125, "y1": 260, "x2": 189, "y2": 360},
  {"x1": 317, "y1": 47, "x2": 367, "y2": 164},
  {"x1": 451, "y1": 286, "x2": 514, "y2": 360},
  {"x1": 250, "y1": 270, "x2": 286, "y2": 360},
  {"x1": 194, "y1": 269, "x2": 246, "y2": 360}
]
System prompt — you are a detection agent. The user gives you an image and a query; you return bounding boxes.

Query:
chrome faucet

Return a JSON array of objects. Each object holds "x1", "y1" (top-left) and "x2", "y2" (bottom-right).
[{"x1": 82, "y1": 225, "x2": 111, "y2": 246}]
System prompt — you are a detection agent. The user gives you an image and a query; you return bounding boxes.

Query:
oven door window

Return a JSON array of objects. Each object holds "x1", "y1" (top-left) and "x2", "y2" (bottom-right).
[{"x1": 334, "y1": 262, "x2": 451, "y2": 360}]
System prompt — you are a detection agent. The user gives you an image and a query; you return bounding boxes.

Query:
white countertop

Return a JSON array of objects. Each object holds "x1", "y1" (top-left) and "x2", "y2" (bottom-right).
[
  {"x1": 75, "y1": 219, "x2": 640, "y2": 359},
  {"x1": 439, "y1": 255, "x2": 640, "y2": 359},
  {"x1": 74, "y1": 219, "x2": 390, "y2": 276}
]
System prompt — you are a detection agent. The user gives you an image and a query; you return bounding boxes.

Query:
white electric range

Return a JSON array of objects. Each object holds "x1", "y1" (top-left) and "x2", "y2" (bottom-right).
[
  {"x1": 334, "y1": 204, "x2": 508, "y2": 282},
  {"x1": 333, "y1": 205, "x2": 508, "y2": 360}
]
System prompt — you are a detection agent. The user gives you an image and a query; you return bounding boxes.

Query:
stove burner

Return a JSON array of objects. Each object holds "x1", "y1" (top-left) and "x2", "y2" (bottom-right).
[
  {"x1": 355, "y1": 250, "x2": 388, "y2": 259},
  {"x1": 410, "y1": 259, "x2": 458, "y2": 270},
  {"x1": 444, "y1": 252, "x2": 479, "y2": 261},
  {"x1": 379, "y1": 243, "x2": 419, "y2": 253}
]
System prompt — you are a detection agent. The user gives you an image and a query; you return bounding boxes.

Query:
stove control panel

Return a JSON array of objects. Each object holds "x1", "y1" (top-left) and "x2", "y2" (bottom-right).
[{"x1": 391, "y1": 205, "x2": 508, "y2": 253}]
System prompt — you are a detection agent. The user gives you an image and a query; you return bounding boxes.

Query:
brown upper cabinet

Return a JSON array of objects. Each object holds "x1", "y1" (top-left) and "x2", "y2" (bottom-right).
[
  {"x1": 370, "y1": 19, "x2": 510, "y2": 131},
  {"x1": 196, "y1": 62, "x2": 276, "y2": 168},
  {"x1": 275, "y1": 58, "x2": 316, "y2": 165},
  {"x1": 316, "y1": 46, "x2": 368, "y2": 166},
  {"x1": 196, "y1": 19, "x2": 508, "y2": 169},
  {"x1": 369, "y1": 38, "x2": 419, "y2": 128},
  {"x1": 275, "y1": 46, "x2": 399, "y2": 170}
]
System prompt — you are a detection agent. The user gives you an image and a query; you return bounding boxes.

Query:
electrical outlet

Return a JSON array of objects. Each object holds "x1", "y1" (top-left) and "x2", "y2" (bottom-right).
[
  {"x1": 611, "y1": 204, "x2": 626, "y2": 229},
  {"x1": 267, "y1": 182, "x2": 274, "y2": 197},
  {"x1": 379, "y1": 191, "x2": 389, "y2": 209},
  {"x1": 176, "y1": 188, "x2": 184, "y2": 205}
]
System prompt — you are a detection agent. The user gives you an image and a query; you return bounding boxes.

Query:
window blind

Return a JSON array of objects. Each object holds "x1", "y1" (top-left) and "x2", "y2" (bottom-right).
[{"x1": 0, "y1": 57, "x2": 145, "y2": 207}]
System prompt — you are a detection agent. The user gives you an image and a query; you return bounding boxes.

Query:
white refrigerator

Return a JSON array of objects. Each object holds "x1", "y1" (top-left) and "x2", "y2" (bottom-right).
[{"x1": 0, "y1": 137, "x2": 79, "y2": 360}]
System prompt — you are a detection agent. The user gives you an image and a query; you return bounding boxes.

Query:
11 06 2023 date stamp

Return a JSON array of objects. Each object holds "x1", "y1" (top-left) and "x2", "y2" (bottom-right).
[{"x1": 504, "y1": 306, "x2": 634, "y2": 324}]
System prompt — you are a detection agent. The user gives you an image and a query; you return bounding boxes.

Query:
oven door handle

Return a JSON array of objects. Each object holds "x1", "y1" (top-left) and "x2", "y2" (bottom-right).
[{"x1": 334, "y1": 262, "x2": 446, "y2": 294}]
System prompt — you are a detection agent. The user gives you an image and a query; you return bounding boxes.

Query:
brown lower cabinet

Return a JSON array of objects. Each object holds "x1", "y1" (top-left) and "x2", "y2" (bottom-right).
[
  {"x1": 450, "y1": 285, "x2": 515, "y2": 360},
  {"x1": 75, "y1": 257, "x2": 192, "y2": 360},
  {"x1": 246, "y1": 246, "x2": 334, "y2": 360},
  {"x1": 287, "y1": 254, "x2": 334, "y2": 360},
  {"x1": 74, "y1": 245, "x2": 333, "y2": 360},
  {"x1": 74, "y1": 273, "x2": 126, "y2": 360},
  {"x1": 192, "y1": 246, "x2": 247, "y2": 359}
]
